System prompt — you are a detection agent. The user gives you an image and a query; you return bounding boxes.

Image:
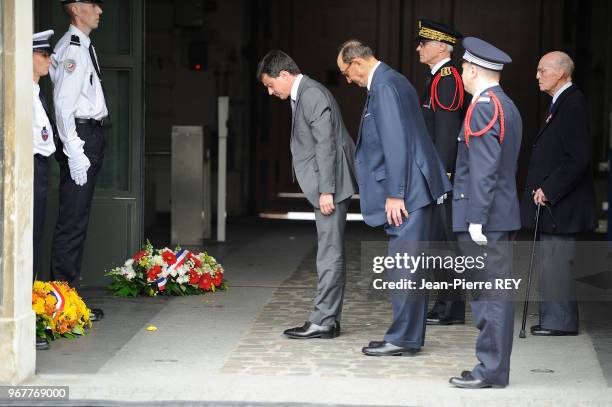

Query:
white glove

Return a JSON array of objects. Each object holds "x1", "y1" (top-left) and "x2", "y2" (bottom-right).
[
  {"x1": 436, "y1": 193, "x2": 447, "y2": 205},
  {"x1": 468, "y1": 223, "x2": 487, "y2": 246},
  {"x1": 68, "y1": 154, "x2": 90, "y2": 186}
]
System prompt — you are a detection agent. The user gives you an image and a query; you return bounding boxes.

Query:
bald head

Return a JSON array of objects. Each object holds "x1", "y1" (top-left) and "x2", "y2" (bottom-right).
[
  {"x1": 537, "y1": 51, "x2": 574, "y2": 96},
  {"x1": 542, "y1": 51, "x2": 574, "y2": 77}
]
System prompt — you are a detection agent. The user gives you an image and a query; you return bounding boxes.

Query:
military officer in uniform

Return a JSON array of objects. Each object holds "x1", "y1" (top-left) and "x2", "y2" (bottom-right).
[
  {"x1": 50, "y1": 0, "x2": 106, "y2": 321},
  {"x1": 33, "y1": 29, "x2": 57, "y2": 350},
  {"x1": 415, "y1": 19, "x2": 467, "y2": 326},
  {"x1": 449, "y1": 37, "x2": 522, "y2": 388}
]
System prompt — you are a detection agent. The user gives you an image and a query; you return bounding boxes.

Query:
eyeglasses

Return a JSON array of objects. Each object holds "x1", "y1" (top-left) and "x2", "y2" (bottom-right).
[
  {"x1": 341, "y1": 60, "x2": 355, "y2": 77},
  {"x1": 418, "y1": 40, "x2": 432, "y2": 48}
]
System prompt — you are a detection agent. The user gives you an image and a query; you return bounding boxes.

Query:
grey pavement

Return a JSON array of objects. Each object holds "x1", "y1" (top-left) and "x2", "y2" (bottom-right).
[{"x1": 6, "y1": 218, "x2": 612, "y2": 406}]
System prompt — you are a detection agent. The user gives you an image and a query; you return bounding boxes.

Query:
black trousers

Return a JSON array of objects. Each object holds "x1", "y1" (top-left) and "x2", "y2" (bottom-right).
[
  {"x1": 50, "y1": 123, "x2": 105, "y2": 287},
  {"x1": 537, "y1": 233, "x2": 578, "y2": 332},
  {"x1": 34, "y1": 154, "x2": 51, "y2": 279}
]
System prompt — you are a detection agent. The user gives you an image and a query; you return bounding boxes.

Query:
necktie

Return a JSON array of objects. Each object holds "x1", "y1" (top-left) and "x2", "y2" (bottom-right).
[
  {"x1": 88, "y1": 43, "x2": 109, "y2": 118},
  {"x1": 88, "y1": 43, "x2": 102, "y2": 79},
  {"x1": 425, "y1": 72, "x2": 433, "y2": 89},
  {"x1": 38, "y1": 90, "x2": 49, "y2": 115}
]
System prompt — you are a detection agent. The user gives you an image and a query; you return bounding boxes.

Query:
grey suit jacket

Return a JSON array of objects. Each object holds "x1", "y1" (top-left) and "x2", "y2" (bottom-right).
[{"x1": 291, "y1": 75, "x2": 357, "y2": 207}]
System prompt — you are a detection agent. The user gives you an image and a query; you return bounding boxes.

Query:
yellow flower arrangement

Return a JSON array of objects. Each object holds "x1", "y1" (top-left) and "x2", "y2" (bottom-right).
[{"x1": 32, "y1": 281, "x2": 92, "y2": 340}]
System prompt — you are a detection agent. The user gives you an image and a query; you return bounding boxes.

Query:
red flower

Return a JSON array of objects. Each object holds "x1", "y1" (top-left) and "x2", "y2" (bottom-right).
[
  {"x1": 147, "y1": 265, "x2": 162, "y2": 282},
  {"x1": 198, "y1": 274, "x2": 212, "y2": 291},
  {"x1": 213, "y1": 272, "x2": 223, "y2": 286},
  {"x1": 133, "y1": 250, "x2": 147, "y2": 261},
  {"x1": 162, "y1": 251, "x2": 176, "y2": 265},
  {"x1": 188, "y1": 269, "x2": 199, "y2": 285},
  {"x1": 193, "y1": 258, "x2": 202, "y2": 268}
]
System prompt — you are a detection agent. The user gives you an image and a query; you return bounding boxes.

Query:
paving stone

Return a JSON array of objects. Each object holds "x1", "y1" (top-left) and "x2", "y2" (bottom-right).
[{"x1": 222, "y1": 240, "x2": 479, "y2": 379}]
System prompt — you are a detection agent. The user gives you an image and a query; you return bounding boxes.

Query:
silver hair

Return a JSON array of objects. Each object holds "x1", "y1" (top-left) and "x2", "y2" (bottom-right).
[
  {"x1": 338, "y1": 39, "x2": 374, "y2": 63},
  {"x1": 555, "y1": 52, "x2": 575, "y2": 77},
  {"x1": 445, "y1": 44, "x2": 454, "y2": 53}
]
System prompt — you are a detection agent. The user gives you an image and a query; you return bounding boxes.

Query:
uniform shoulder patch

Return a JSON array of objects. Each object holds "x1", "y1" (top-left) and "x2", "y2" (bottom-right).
[
  {"x1": 64, "y1": 59, "x2": 77, "y2": 73},
  {"x1": 477, "y1": 97, "x2": 491, "y2": 103},
  {"x1": 70, "y1": 35, "x2": 80, "y2": 46},
  {"x1": 440, "y1": 67, "x2": 452, "y2": 77}
]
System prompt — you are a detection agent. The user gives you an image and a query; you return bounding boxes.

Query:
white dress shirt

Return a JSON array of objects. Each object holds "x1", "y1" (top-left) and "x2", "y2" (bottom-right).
[
  {"x1": 552, "y1": 81, "x2": 573, "y2": 104},
  {"x1": 431, "y1": 57, "x2": 451, "y2": 75},
  {"x1": 50, "y1": 25, "x2": 108, "y2": 158},
  {"x1": 367, "y1": 61, "x2": 382, "y2": 91},
  {"x1": 33, "y1": 82, "x2": 56, "y2": 157},
  {"x1": 290, "y1": 74, "x2": 304, "y2": 102}
]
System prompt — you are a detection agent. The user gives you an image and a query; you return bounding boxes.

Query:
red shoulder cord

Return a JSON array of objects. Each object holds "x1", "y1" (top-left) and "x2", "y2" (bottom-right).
[
  {"x1": 430, "y1": 67, "x2": 464, "y2": 112},
  {"x1": 464, "y1": 90, "x2": 505, "y2": 147}
]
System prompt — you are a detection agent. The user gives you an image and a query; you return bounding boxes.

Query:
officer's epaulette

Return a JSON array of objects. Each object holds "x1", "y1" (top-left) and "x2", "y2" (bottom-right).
[
  {"x1": 440, "y1": 66, "x2": 453, "y2": 77},
  {"x1": 70, "y1": 35, "x2": 80, "y2": 46}
]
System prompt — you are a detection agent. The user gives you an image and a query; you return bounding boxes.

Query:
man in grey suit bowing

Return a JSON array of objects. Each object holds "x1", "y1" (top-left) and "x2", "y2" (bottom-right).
[{"x1": 257, "y1": 50, "x2": 357, "y2": 339}]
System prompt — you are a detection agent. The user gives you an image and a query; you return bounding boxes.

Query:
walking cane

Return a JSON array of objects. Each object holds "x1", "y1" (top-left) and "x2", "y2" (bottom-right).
[{"x1": 519, "y1": 203, "x2": 541, "y2": 338}]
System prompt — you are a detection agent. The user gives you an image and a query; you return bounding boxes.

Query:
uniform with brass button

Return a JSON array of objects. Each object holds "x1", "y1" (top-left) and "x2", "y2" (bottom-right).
[
  {"x1": 449, "y1": 37, "x2": 522, "y2": 389},
  {"x1": 415, "y1": 18, "x2": 468, "y2": 326}
]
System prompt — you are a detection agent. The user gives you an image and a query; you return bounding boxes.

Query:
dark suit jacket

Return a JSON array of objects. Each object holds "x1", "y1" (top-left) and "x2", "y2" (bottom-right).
[
  {"x1": 452, "y1": 85, "x2": 522, "y2": 232},
  {"x1": 291, "y1": 75, "x2": 357, "y2": 207},
  {"x1": 356, "y1": 62, "x2": 452, "y2": 227},
  {"x1": 420, "y1": 60, "x2": 466, "y2": 174},
  {"x1": 520, "y1": 84, "x2": 596, "y2": 234}
]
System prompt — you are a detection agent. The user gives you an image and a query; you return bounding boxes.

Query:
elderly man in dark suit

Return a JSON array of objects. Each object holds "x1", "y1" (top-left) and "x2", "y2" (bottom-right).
[
  {"x1": 257, "y1": 50, "x2": 357, "y2": 339},
  {"x1": 415, "y1": 19, "x2": 467, "y2": 326},
  {"x1": 449, "y1": 37, "x2": 522, "y2": 389},
  {"x1": 522, "y1": 51, "x2": 596, "y2": 337},
  {"x1": 337, "y1": 39, "x2": 452, "y2": 356}
]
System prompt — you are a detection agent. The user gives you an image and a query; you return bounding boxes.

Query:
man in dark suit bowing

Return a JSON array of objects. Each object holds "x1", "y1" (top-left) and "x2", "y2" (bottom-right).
[
  {"x1": 337, "y1": 39, "x2": 451, "y2": 356},
  {"x1": 257, "y1": 50, "x2": 357, "y2": 339},
  {"x1": 522, "y1": 51, "x2": 597, "y2": 337},
  {"x1": 416, "y1": 19, "x2": 467, "y2": 326}
]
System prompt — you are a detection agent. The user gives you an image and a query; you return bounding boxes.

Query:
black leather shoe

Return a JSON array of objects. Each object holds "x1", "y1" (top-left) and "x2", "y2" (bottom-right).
[
  {"x1": 427, "y1": 316, "x2": 465, "y2": 325},
  {"x1": 36, "y1": 336, "x2": 50, "y2": 350},
  {"x1": 283, "y1": 321, "x2": 339, "y2": 339},
  {"x1": 449, "y1": 373, "x2": 498, "y2": 389},
  {"x1": 89, "y1": 308, "x2": 105, "y2": 322},
  {"x1": 362, "y1": 341, "x2": 420, "y2": 356},
  {"x1": 530, "y1": 325, "x2": 577, "y2": 336}
]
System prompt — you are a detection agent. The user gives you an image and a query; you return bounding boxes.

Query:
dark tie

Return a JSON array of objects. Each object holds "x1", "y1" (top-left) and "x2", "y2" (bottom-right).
[
  {"x1": 38, "y1": 90, "x2": 49, "y2": 115},
  {"x1": 88, "y1": 43, "x2": 109, "y2": 118},
  {"x1": 88, "y1": 43, "x2": 102, "y2": 79},
  {"x1": 425, "y1": 72, "x2": 433, "y2": 89}
]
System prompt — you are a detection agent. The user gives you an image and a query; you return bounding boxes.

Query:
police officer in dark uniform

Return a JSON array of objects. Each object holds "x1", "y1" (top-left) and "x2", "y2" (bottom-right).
[
  {"x1": 415, "y1": 19, "x2": 467, "y2": 326},
  {"x1": 449, "y1": 37, "x2": 522, "y2": 388},
  {"x1": 33, "y1": 29, "x2": 57, "y2": 350},
  {"x1": 50, "y1": 0, "x2": 106, "y2": 321}
]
